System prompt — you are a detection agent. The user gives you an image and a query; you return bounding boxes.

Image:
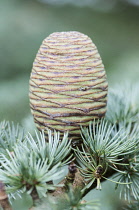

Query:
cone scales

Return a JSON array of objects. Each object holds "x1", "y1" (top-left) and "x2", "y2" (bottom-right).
[{"x1": 29, "y1": 31, "x2": 108, "y2": 141}]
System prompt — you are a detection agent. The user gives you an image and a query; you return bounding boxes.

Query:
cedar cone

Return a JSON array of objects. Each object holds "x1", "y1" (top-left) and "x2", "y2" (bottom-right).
[{"x1": 29, "y1": 31, "x2": 108, "y2": 141}]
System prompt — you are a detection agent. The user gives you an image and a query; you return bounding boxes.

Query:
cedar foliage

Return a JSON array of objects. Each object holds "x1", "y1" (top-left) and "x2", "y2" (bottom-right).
[{"x1": 0, "y1": 84, "x2": 139, "y2": 209}]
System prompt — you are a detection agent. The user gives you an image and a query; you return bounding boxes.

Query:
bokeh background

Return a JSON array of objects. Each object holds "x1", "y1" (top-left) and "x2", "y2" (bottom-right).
[{"x1": 0, "y1": 0, "x2": 139, "y2": 209}]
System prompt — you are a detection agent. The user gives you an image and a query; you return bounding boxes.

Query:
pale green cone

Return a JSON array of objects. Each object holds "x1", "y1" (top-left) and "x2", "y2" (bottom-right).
[{"x1": 29, "y1": 31, "x2": 108, "y2": 141}]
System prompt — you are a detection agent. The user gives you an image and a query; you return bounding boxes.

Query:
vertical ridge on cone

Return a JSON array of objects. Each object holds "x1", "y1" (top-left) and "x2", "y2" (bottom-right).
[{"x1": 29, "y1": 31, "x2": 108, "y2": 141}]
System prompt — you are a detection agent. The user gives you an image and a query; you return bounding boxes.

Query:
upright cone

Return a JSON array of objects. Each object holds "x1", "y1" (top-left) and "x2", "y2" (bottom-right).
[{"x1": 29, "y1": 31, "x2": 108, "y2": 141}]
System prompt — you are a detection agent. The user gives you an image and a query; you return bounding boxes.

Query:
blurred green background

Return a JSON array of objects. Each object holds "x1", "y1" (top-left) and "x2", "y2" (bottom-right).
[
  {"x1": 1, "y1": 0, "x2": 139, "y2": 124},
  {"x1": 0, "y1": 0, "x2": 139, "y2": 209}
]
